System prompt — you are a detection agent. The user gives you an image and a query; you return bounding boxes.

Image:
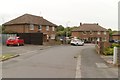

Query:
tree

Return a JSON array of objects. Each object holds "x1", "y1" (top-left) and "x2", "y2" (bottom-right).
[
  {"x1": 108, "y1": 28, "x2": 117, "y2": 36},
  {"x1": 0, "y1": 25, "x2": 2, "y2": 33},
  {"x1": 56, "y1": 25, "x2": 64, "y2": 31}
]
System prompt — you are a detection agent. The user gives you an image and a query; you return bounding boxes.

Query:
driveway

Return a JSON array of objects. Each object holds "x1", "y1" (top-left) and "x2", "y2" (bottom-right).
[{"x1": 2, "y1": 44, "x2": 51, "y2": 55}]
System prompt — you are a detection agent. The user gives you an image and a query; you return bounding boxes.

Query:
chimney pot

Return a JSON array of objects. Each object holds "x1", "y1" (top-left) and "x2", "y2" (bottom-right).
[{"x1": 80, "y1": 22, "x2": 82, "y2": 26}]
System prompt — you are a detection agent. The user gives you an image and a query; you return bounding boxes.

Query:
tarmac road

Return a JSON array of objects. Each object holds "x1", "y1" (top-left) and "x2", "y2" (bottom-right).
[
  {"x1": 2, "y1": 45, "x2": 87, "y2": 78},
  {"x1": 2, "y1": 44, "x2": 118, "y2": 78}
]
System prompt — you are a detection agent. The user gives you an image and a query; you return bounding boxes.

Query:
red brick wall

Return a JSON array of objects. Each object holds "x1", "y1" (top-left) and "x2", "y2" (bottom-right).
[
  {"x1": 71, "y1": 31, "x2": 109, "y2": 42},
  {"x1": 71, "y1": 32, "x2": 80, "y2": 38},
  {"x1": 4, "y1": 24, "x2": 56, "y2": 37}
]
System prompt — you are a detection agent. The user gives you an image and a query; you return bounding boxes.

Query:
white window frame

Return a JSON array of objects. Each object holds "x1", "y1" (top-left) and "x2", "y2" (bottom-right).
[
  {"x1": 97, "y1": 31, "x2": 101, "y2": 35},
  {"x1": 38, "y1": 25, "x2": 42, "y2": 30},
  {"x1": 46, "y1": 26, "x2": 49, "y2": 31},
  {"x1": 104, "y1": 31, "x2": 107, "y2": 35},
  {"x1": 30, "y1": 24, "x2": 34, "y2": 30},
  {"x1": 51, "y1": 34, "x2": 55, "y2": 39},
  {"x1": 52, "y1": 26, "x2": 55, "y2": 31}
]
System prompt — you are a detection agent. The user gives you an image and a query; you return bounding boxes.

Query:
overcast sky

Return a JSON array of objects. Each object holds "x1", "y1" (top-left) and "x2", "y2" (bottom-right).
[{"x1": 0, "y1": 0, "x2": 119, "y2": 30}]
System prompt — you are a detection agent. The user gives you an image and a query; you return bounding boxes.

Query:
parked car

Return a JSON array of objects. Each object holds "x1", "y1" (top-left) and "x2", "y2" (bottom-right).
[
  {"x1": 6, "y1": 36, "x2": 24, "y2": 46},
  {"x1": 70, "y1": 39, "x2": 84, "y2": 46},
  {"x1": 109, "y1": 40, "x2": 120, "y2": 43}
]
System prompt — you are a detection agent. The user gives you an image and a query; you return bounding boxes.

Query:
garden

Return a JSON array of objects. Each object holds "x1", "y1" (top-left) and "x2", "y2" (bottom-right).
[{"x1": 103, "y1": 43, "x2": 120, "y2": 55}]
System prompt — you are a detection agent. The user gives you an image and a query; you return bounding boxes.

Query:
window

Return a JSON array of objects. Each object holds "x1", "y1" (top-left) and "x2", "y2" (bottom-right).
[
  {"x1": 51, "y1": 34, "x2": 55, "y2": 39},
  {"x1": 52, "y1": 26, "x2": 55, "y2": 31},
  {"x1": 82, "y1": 31, "x2": 87, "y2": 35},
  {"x1": 90, "y1": 31, "x2": 93, "y2": 35},
  {"x1": 104, "y1": 32, "x2": 107, "y2": 35},
  {"x1": 30, "y1": 24, "x2": 34, "y2": 30},
  {"x1": 97, "y1": 32, "x2": 101, "y2": 35},
  {"x1": 46, "y1": 26, "x2": 49, "y2": 31},
  {"x1": 38, "y1": 25, "x2": 42, "y2": 30}
]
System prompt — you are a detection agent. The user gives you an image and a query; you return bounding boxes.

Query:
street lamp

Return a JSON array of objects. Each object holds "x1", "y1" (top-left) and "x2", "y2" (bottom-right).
[{"x1": 66, "y1": 21, "x2": 70, "y2": 44}]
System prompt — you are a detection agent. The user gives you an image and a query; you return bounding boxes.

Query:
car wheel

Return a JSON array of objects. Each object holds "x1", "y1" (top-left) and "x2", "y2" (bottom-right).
[
  {"x1": 22, "y1": 43, "x2": 24, "y2": 46},
  {"x1": 76, "y1": 43, "x2": 78, "y2": 46},
  {"x1": 6, "y1": 44, "x2": 9, "y2": 46}
]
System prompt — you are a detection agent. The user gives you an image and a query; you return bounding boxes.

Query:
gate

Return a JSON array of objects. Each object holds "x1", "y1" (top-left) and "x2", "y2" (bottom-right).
[{"x1": 17, "y1": 33, "x2": 43, "y2": 45}]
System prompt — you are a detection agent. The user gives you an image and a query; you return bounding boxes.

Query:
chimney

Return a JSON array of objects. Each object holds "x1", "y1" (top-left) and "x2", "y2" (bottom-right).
[{"x1": 80, "y1": 22, "x2": 82, "y2": 26}]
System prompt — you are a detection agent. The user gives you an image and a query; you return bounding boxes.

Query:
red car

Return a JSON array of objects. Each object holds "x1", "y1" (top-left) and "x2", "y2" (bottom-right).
[{"x1": 6, "y1": 36, "x2": 24, "y2": 46}]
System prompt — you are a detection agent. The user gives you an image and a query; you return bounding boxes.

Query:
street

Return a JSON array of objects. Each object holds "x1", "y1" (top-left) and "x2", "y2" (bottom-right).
[{"x1": 2, "y1": 44, "x2": 118, "y2": 78}]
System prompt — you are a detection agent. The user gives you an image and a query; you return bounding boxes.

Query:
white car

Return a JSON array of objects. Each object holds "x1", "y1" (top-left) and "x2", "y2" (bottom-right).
[{"x1": 70, "y1": 39, "x2": 84, "y2": 46}]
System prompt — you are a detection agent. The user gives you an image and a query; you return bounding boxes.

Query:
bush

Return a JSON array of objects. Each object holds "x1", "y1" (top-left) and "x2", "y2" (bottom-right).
[
  {"x1": 103, "y1": 43, "x2": 120, "y2": 56},
  {"x1": 111, "y1": 43, "x2": 120, "y2": 48},
  {"x1": 104, "y1": 47, "x2": 113, "y2": 55}
]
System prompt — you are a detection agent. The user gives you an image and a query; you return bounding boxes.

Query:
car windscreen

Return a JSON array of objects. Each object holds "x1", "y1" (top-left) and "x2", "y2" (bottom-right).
[{"x1": 8, "y1": 37, "x2": 16, "y2": 40}]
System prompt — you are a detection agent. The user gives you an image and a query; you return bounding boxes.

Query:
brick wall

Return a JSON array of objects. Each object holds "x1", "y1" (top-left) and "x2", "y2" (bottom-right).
[
  {"x1": 72, "y1": 31, "x2": 109, "y2": 42},
  {"x1": 71, "y1": 32, "x2": 79, "y2": 38},
  {"x1": 4, "y1": 24, "x2": 56, "y2": 37},
  {"x1": 96, "y1": 41, "x2": 111, "y2": 54}
]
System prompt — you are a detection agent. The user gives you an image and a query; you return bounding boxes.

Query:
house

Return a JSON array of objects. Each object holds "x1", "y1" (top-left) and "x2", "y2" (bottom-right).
[
  {"x1": 2, "y1": 14, "x2": 57, "y2": 42},
  {"x1": 112, "y1": 31, "x2": 120, "y2": 40},
  {"x1": 71, "y1": 23, "x2": 109, "y2": 43}
]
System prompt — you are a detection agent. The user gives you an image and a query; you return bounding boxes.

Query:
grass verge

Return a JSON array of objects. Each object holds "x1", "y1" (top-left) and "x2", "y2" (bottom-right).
[{"x1": 0, "y1": 53, "x2": 19, "y2": 61}]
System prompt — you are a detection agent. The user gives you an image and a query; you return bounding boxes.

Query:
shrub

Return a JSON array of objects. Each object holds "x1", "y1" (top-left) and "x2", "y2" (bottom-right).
[
  {"x1": 103, "y1": 47, "x2": 113, "y2": 55},
  {"x1": 111, "y1": 43, "x2": 120, "y2": 48}
]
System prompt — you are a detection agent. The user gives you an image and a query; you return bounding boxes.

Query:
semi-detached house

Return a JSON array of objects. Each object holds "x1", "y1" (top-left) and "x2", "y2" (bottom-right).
[
  {"x1": 71, "y1": 23, "x2": 109, "y2": 43},
  {"x1": 2, "y1": 14, "x2": 57, "y2": 42}
]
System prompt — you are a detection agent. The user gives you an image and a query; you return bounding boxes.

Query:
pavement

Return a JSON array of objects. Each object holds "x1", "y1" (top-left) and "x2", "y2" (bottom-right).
[
  {"x1": 81, "y1": 46, "x2": 118, "y2": 78},
  {"x1": 2, "y1": 44, "x2": 52, "y2": 55}
]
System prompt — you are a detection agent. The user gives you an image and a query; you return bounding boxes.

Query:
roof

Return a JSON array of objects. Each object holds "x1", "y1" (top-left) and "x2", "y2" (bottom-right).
[
  {"x1": 72, "y1": 23, "x2": 108, "y2": 32},
  {"x1": 112, "y1": 31, "x2": 120, "y2": 36},
  {"x1": 3, "y1": 14, "x2": 57, "y2": 27}
]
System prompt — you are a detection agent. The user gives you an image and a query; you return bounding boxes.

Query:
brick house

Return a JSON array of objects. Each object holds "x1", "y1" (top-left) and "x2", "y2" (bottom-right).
[
  {"x1": 71, "y1": 23, "x2": 109, "y2": 43},
  {"x1": 112, "y1": 31, "x2": 120, "y2": 40},
  {"x1": 2, "y1": 14, "x2": 57, "y2": 42}
]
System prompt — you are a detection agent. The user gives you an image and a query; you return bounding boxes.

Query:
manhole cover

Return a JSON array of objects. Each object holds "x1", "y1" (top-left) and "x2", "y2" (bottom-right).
[{"x1": 96, "y1": 63, "x2": 108, "y2": 68}]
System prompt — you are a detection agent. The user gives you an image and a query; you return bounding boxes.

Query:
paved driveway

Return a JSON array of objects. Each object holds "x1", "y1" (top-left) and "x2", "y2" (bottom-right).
[{"x1": 2, "y1": 44, "x2": 51, "y2": 55}]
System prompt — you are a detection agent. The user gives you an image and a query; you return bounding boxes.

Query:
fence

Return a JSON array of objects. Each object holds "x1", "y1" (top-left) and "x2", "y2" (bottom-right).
[
  {"x1": 2, "y1": 34, "x2": 17, "y2": 45},
  {"x1": 2, "y1": 33, "x2": 43, "y2": 45}
]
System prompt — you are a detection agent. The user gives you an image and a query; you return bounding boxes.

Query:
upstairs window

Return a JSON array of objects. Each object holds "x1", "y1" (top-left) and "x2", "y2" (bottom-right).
[
  {"x1": 30, "y1": 24, "x2": 34, "y2": 30},
  {"x1": 104, "y1": 31, "x2": 107, "y2": 35},
  {"x1": 90, "y1": 31, "x2": 93, "y2": 35},
  {"x1": 97, "y1": 32, "x2": 101, "y2": 35},
  {"x1": 38, "y1": 25, "x2": 42, "y2": 30},
  {"x1": 46, "y1": 26, "x2": 49, "y2": 31},
  {"x1": 83, "y1": 31, "x2": 87, "y2": 35}
]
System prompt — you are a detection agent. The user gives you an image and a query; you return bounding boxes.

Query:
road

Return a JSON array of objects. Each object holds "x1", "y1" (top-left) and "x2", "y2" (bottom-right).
[
  {"x1": 2, "y1": 45, "x2": 86, "y2": 78},
  {"x1": 2, "y1": 44, "x2": 118, "y2": 78}
]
